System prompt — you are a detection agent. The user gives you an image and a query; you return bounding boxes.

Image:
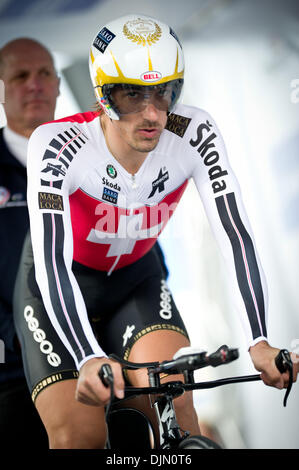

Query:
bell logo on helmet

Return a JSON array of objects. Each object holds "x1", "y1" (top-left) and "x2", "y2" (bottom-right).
[
  {"x1": 123, "y1": 18, "x2": 162, "y2": 46},
  {"x1": 141, "y1": 71, "x2": 162, "y2": 83}
]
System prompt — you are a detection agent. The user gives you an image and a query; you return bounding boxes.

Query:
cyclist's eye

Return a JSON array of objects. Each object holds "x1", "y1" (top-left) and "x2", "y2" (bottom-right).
[
  {"x1": 127, "y1": 91, "x2": 139, "y2": 98},
  {"x1": 153, "y1": 87, "x2": 169, "y2": 100}
]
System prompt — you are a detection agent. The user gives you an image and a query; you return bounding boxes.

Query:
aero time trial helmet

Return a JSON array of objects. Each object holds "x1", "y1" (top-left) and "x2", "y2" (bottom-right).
[{"x1": 89, "y1": 14, "x2": 184, "y2": 120}]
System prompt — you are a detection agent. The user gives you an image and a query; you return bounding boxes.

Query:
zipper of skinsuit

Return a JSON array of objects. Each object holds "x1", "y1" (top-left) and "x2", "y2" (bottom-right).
[{"x1": 107, "y1": 173, "x2": 138, "y2": 275}]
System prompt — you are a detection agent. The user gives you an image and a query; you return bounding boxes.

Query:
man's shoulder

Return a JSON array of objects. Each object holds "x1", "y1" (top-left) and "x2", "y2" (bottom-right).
[
  {"x1": 46, "y1": 110, "x2": 100, "y2": 126},
  {"x1": 170, "y1": 103, "x2": 211, "y2": 121},
  {"x1": 29, "y1": 111, "x2": 100, "y2": 147}
]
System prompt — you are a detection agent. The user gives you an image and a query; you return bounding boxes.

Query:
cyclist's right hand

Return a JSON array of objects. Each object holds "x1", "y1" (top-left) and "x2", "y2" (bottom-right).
[
  {"x1": 249, "y1": 341, "x2": 297, "y2": 388},
  {"x1": 75, "y1": 357, "x2": 124, "y2": 406}
]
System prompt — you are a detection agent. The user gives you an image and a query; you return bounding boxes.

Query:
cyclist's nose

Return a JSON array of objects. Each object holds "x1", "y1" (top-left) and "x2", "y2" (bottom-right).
[{"x1": 141, "y1": 101, "x2": 160, "y2": 119}]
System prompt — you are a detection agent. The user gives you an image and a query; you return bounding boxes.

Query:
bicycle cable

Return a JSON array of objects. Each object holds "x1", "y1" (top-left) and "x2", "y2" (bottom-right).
[{"x1": 99, "y1": 364, "x2": 115, "y2": 449}]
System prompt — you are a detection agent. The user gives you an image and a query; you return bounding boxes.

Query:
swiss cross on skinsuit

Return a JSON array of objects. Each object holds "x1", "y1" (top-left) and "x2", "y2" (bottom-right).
[
  {"x1": 87, "y1": 212, "x2": 164, "y2": 257},
  {"x1": 148, "y1": 168, "x2": 169, "y2": 198}
]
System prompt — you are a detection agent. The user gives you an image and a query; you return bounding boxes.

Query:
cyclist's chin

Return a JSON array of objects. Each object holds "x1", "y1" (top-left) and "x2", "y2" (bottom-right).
[{"x1": 131, "y1": 135, "x2": 160, "y2": 153}]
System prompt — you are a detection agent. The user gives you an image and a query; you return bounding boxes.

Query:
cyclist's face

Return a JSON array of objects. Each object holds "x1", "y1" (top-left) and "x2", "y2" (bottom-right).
[{"x1": 110, "y1": 87, "x2": 168, "y2": 154}]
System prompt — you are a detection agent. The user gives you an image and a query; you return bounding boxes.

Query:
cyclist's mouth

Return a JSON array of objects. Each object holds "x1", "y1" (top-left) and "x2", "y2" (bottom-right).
[{"x1": 137, "y1": 128, "x2": 160, "y2": 138}]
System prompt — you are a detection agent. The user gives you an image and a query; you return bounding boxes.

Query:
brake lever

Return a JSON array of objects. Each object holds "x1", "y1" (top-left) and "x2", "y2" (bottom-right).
[
  {"x1": 99, "y1": 363, "x2": 114, "y2": 388},
  {"x1": 275, "y1": 349, "x2": 293, "y2": 407}
]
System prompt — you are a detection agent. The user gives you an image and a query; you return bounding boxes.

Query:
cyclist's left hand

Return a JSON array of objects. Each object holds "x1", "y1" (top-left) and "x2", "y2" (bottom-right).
[{"x1": 249, "y1": 340, "x2": 298, "y2": 389}]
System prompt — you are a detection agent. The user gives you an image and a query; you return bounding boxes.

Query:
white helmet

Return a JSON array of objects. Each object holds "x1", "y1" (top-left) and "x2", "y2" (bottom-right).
[{"x1": 89, "y1": 14, "x2": 184, "y2": 120}]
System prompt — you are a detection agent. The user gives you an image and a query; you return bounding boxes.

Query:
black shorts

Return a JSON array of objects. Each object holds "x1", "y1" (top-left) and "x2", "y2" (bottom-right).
[{"x1": 13, "y1": 233, "x2": 189, "y2": 403}]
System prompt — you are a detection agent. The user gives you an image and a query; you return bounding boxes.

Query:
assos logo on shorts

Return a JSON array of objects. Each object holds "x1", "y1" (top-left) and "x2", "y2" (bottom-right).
[
  {"x1": 24, "y1": 306, "x2": 61, "y2": 367},
  {"x1": 159, "y1": 279, "x2": 172, "y2": 319}
]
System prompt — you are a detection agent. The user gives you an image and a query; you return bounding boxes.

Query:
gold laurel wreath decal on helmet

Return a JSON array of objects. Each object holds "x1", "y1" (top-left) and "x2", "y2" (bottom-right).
[{"x1": 123, "y1": 20, "x2": 162, "y2": 47}]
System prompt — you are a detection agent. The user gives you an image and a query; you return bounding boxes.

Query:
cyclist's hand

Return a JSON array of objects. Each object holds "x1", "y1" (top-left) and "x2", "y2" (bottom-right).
[
  {"x1": 249, "y1": 341, "x2": 297, "y2": 389},
  {"x1": 75, "y1": 357, "x2": 124, "y2": 406}
]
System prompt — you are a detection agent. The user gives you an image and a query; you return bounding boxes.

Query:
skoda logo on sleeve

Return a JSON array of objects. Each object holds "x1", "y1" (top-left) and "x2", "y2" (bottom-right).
[{"x1": 106, "y1": 164, "x2": 117, "y2": 179}]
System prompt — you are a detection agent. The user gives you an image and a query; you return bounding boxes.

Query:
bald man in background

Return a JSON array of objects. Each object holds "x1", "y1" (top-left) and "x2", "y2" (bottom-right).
[{"x1": 0, "y1": 38, "x2": 60, "y2": 447}]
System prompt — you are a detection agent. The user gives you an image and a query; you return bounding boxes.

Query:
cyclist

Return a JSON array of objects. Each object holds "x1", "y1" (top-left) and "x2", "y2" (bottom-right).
[{"x1": 13, "y1": 14, "x2": 297, "y2": 449}]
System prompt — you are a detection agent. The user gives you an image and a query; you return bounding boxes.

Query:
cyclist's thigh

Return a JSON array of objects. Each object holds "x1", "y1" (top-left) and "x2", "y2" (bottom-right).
[
  {"x1": 94, "y1": 273, "x2": 190, "y2": 385},
  {"x1": 127, "y1": 329, "x2": 190, "y2": 386},
  {"x1": 35, "y1": 379, "x2": 106, "y2": 449},
  {"x1": 13, "y1": 234, "x2": 106, "y2": 448}
]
